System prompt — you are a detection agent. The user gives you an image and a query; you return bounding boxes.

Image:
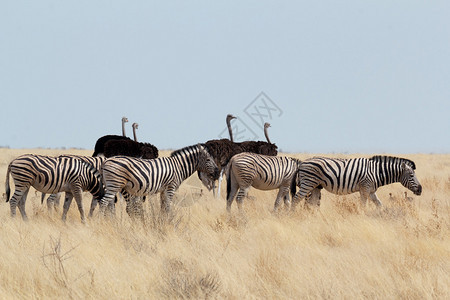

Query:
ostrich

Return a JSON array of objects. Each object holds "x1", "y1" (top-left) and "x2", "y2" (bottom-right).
[
  {"x1": 199, "y1": 114, "x2": 278, "y2": 197},
  {"x1": 226, "y1": 115, "x2": 278, "y2": 156},
  {"x1": 230, "y1": 117, "x2": 278, "y2": 156},
  {"x1": 103, "y1": 139, "x2": 159, "y2": 159},
  {"x1": 94, "y1": 118, "x2": 158, "y2": 159},
  {"x1": 92, "y1": 116, "x2": 131, "y2": 157},
  {"x1": 132, "y1": 123, "x2": 139, "y2": 142}
]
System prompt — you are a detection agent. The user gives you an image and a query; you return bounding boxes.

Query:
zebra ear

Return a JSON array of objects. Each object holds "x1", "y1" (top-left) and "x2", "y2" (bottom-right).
[{"x1": 400, "y1": 162, "x2": 407, "y2": 170}]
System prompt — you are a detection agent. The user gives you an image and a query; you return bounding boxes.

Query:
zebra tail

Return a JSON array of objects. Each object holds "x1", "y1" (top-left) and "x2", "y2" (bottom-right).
[
  {"x1": 226, "y1": 162, "x2": 232, "y2": 200},
  {"x1": 5, "y1": 165, "x2": 11, "y2": 202},
  {"x1": 290, "y1": 169, "x2": 299, "y2": 198}
]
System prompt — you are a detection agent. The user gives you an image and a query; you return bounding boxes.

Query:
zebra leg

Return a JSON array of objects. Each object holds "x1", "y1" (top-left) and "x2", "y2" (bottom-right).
[
  {"x1": 235, "y1": 187, "x2": 249, "y2": 212},
  {"x1": 226, "y1": 178, "x2": 239, "y2": 213},
  {"x1": 88, "y1": 196, "x2": 98, "y2": 218},
  {"x1": 62, "y1": 193, "x2": 74, "y2": 222},
  {"x1": 47, "y1": 193, "x2": 62, "y2": 213},
  {"x1": 161, "y1": 187, "x2": 176, "y2": 213},
  {"x1": 290, "y1": 192, "x2": 301, "y2": 211},
  {"x1": 54, "y1": 192, "x2": 61, "y2": 210},
  {"x1": 359, "y1": 190, "x2": 370, "y2": 206},
  {"x1": 9, "y1": 187, "x2": 27, "y2": 218},
  {"x1": 72, "y1": 187, "x2": 86, "y2": 223},
  {"x1": 126, "y1": 196, "x2": 144, "y2": 221},
  {"x1": 99, "y1": 190, "x2": 120, "y2": 216},
  {"x1": 274, "y1": 187, "x2": 289, "y2": 212},
  {"x1": 369, "y1": 192, "x2": 382, "y2": 207},
  {"x1": 227, "y1": 183, "x2": 239, "y2": 212},
  {"x1": 18, "y1": 189, "x2": 30, "y2": 221},
  {"x1": 291, "y1": 183, "x2": 315, "y2": 211},
  {"x1": 216, "y1": 169, "x2": 225, "y2": 198},
  {"x1": 160, "y1": 191, "x2": 167, "y2": 212},
  {"x1": 305, "y1": 188, "x2": 322, "y2": 207}
]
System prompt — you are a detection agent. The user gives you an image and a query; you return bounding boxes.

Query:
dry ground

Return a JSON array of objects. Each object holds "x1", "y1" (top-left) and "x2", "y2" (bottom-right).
[{"x1": 0, "y1": 148, "x2": 448, "y2": 299}]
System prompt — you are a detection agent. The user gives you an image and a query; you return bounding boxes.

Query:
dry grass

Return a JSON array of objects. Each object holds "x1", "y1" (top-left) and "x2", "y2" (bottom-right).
[{"x1": 0, "y1": 148, "x2": 449, "y2": 299}]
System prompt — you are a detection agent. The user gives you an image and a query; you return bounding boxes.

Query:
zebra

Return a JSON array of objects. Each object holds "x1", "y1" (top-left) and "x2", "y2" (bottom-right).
[
  {"x1": 290, "y1": 155, "x2": 422, "y2": 209},
  {"x1": 5, "y1": 154, "x2": 104, "y2": 222},
  {"x1": 225, "y1": 152, "x2": 304, "y2": 212},
  {"x1": 41, "y1": 155, "x2": 107, "y2": 217},
  {"x1": 98, "y1": 144, "x2": 220, "y2": 217}
]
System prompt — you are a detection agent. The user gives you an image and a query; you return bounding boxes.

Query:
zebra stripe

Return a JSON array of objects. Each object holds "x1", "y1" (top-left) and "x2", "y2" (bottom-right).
[
  {"x1": 226, "y1": 152, "x2": 301, "y2": 212},
  {"x1": 291, "y1": 155, "x2": 422, "y2": 208},
  {"x1": 5, "y1": 154, "x2": 104, "y2": 222},
  {"x1": 98, "y1": 144, "x2": 219, "y2": 216}
]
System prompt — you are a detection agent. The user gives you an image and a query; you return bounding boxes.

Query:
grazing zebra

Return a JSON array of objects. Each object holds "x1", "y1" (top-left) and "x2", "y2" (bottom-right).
[
  {"x1": 290, "y1": 155, "x2": 422, "y2": 209},
  {"x1": 41, "y1": 155, "x2": 107, "y2": 217},
  {"x1": 5, "y1": 154, "x2": 104, "y2": 222},
  {"x1": 98, "y1": 144, "x2": 220, "y2": 216},
  {"x1": 226, "y1": 152, "x2": 303, "y2": 212}
]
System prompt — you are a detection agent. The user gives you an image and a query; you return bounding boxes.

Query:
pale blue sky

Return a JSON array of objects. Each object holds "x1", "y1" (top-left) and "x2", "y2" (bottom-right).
[{"x1": 1, "y1": 1, "x2": 449, "y2": 153}]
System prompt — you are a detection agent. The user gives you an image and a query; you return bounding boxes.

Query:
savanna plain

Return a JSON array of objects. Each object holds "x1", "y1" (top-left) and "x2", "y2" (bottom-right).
[{"x1": 0, "y1": 148, "x2": 449, "y2": 299}]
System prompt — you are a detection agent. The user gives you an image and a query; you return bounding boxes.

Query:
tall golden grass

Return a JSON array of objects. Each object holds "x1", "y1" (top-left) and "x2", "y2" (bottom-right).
[{"x1": 0, "y1": 148, "x2": 448, "y2": 299}]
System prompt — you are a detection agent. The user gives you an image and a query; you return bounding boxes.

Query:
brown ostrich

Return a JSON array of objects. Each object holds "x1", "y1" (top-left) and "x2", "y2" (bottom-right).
[{"x1": 200, "y1": 114, "x2": 278, "y2": 197}]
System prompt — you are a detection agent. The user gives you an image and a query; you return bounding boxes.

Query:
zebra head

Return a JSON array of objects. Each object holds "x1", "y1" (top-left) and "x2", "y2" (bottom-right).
[
  {"x1": 399, "y1": 162, "x2": 422, "y2": 196},
  {"x1": 197, "y1": 145, "x2": 220, "y2": 190}
]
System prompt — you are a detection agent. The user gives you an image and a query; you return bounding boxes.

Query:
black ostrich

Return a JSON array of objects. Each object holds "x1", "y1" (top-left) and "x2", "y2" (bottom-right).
[
  {"x1": 103, "y1": 139, "x2": 159, "y2": 159},
  {"x1": 103, "y1": 121, "x2": 159, "y2": 159},
  {"x1": 93, "y1": 118, "x2": 159, "y2": 159},
  {"x1": 92, "y1": 116, "x2": 131, "y2": 157}
]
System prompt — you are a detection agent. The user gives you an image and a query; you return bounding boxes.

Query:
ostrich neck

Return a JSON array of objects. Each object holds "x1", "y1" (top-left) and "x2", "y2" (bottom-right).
[
  {"x1": 264, "y1": 127, "x2": 271, "y2": 144},
  {"x1": 122, "y1": 121, "x2": 126, "y2": 137},
  {"x1": 227, "y1": 119, "x2": 234, "y2": 142},
  {"x1": 133, "y1": 127, "x2": 138, "y2": 142}
]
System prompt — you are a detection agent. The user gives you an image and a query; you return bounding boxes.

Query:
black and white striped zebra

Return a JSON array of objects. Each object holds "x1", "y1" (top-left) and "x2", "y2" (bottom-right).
[
  {"x1": 41, "y1": 155, "x2": 107, "y2": 217},
  {"x1": 226, "y1": 152, "x2": 302, "y2": 212},
  {"x1": 5, "y1": 154, "x2": 105, "y2": 222},
  {"x1": 98, "y1": 144, "x2": 219, "y2": 216},
  {"x1": 290, "y1": 155, "x2": 422, "y2": 208}
]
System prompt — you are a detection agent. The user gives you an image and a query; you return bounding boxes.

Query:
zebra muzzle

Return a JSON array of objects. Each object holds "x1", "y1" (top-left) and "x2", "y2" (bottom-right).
[{"x1": 414, "y1": 185, "x2": 422, "y2": 196}]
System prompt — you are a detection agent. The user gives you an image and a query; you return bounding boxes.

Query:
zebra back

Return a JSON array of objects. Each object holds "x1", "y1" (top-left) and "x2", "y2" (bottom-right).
[
  {"x1": 370, "y1": 155, "x2": 416, "y2": 170},
  {"x1": 58, "y1": 155, "x2": 105, "y2": 171}
]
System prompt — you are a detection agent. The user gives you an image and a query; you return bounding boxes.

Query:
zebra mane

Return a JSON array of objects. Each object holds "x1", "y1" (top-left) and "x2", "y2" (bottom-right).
[
  {"x1": 170, "y1": 143, "x2": 206, "y2": 157},
  {"x1": 369, "y1": 155, "x2": 416, "y2": 170},
  {"x1": 289, "y1": 157, "x2": 302, "y2": 167}
]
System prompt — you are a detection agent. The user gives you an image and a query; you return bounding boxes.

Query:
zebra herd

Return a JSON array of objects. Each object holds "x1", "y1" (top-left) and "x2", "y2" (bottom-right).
[{"x1": 4, "y1": 117, "x2": 423, "y2": 222}]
